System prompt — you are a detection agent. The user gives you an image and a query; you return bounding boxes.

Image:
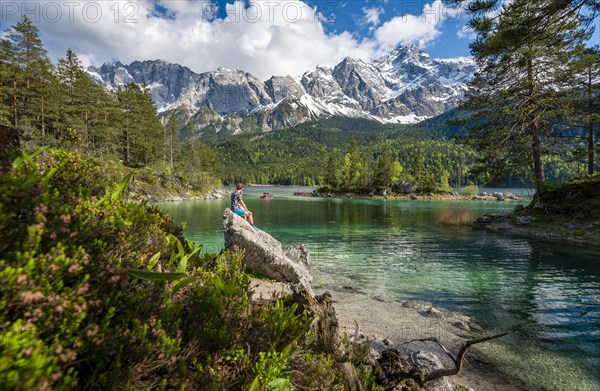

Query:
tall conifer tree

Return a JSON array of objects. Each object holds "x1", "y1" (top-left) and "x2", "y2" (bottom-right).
[
  {"x1": 446, "y1": 0, "x2": 596, "y2": 193},
  {"x1": 0, "y1": 40, "x2": 13, "y2": 125},
  {"x1": 2, "y1": 16, "x2": 55, "y2": 140},
  {"x1": 117, "y1": 83, "x2": 163, "y2": 167}
]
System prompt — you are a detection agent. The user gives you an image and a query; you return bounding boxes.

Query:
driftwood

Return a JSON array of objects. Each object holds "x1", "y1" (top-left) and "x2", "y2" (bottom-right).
[
  {"x1": 412, "y1": 333, "x2": 507, "y2": 384},
  {"x1": 375, "y1": 332, "x2": 507, "y2": 389},
  {"x1": 292, "y1": 287, "x2": 363, "y2": 391}
]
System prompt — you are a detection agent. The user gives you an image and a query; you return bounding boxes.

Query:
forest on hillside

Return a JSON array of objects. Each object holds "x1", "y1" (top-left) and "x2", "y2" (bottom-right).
[
  {"x1": 0, "y1": 17, "x2": 222, "y2": 196},
  {"x1": 212, "y1": 114, "x2": 598, "y2": 191}
]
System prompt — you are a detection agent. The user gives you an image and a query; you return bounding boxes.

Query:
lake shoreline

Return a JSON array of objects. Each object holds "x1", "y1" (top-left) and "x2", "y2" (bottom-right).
[
  {"x1": 161, "y1": 187, "x2": 600, "y2": 390},
  {"x1": 141, "y1": 188, "x2": 226, "y2": 202},
  {"x1": 308, "y1": 190, "x2": 530, "y2": 203},
  {"x1": 475, "y1": 175, "x2": 600, "y2": 249},
  {"x1": 325, "y1": 288, "x2": 526, "y2": 391},
  {"x1": 477, "y1": 212, "x2": 600, "y2": 249},
  {"x1": 250, "y1": 278, "x2": 522, "y2": 390}
]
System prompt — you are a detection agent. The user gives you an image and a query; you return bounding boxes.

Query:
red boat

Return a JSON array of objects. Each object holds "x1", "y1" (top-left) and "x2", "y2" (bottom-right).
[
  {"x1": 293, "y1": 191, "x2": 305, "y2": 196},
  {"x1": 260, "y1": 193, "x2": 273, "y2": 199}
]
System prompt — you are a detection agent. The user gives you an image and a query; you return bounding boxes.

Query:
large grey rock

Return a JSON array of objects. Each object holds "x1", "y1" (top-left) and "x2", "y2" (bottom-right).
[
  {"x1": 284, "y1": 243, "x2": 311, "y2": 269},
  {"x1": 223, "y1": 209, "x2": 313, "y2": 292}
]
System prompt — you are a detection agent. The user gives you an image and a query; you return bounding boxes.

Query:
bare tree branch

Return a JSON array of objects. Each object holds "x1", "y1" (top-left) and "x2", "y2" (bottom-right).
[{"x1": 422, "y1": 333, "x2": 507, "y2": 383}]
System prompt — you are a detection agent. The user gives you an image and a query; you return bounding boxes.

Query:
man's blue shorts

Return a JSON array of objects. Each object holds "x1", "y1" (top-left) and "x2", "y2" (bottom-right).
[{"x1": 233, "y1": 208, "x2": 246, "y2": 217}]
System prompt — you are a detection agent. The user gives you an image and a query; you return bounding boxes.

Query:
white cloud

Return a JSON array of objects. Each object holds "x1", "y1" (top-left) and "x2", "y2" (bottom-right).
[
  {"x1": 373, "y1": 0, "x2": 459, "y2": 52},
  {"x1": 0, "y1": 0, "x2": 465, "y2": 79},
  {"x1": 457, "y1": 25, "x2": 477, "y2": 40},
  {"x1": 362, "y1": 6, "x2": 384, "y2": 27}
]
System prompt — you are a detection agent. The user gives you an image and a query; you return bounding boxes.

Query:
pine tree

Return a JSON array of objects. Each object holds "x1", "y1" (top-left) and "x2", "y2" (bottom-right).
[
  {"x1": 374, "y1": 148, "x2": 392, "y2": 188},
  {"x1": 56, "y1": 48, "x2": 108, "y2": 149},
  {"x1": 414, "y1": 149, "x2": 436, "y2": 192},
  {"x1": 324, "y1": 154, "x2": 338, "y2": 187},
  {"x1": 570, "y1": 46, "x2": 600, "y2": 174},
  {"x1": 390, "y1": 161, "x2": 404, "y2": 187},
  {"x1": 0, "y1": 40, "x2": 13, "y2": 125},
  {"x1": 117, "y1": 83, "x2": 163, "y2": 167},
  {"x1": 341, "y1": 138, "x2": 364, "y2": 189},
  {"x1": 88, "y1": 82, "x2": 122, "y2": 158},
  {"x1": 452, "y1": 0, "x2": 593, "y2": 194},
  {"x1": 164, "y1": 112, "x2": 183, "y2": 168},
  {"x1": 57, "y1": 48, "x2": 84, "y2": 126},
  {"x1": 2, "y1": 16, "x2": 55, "y2": 141}
]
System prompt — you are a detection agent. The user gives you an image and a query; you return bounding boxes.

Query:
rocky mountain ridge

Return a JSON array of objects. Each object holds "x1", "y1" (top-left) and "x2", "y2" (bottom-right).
[{"x1": 88, "y1": 45, "x2": 476, "y2": 133}]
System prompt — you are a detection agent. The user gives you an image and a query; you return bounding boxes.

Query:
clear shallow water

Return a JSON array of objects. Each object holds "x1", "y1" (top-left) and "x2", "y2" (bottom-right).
[{"x1": 157, "y1": 187, "x2": 600, "y2": 391}]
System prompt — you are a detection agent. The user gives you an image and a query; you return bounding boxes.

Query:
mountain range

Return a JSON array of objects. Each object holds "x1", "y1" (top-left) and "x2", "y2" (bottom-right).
[{"x1": 88, "y1": 45, "x2": 476, "y2": 133}]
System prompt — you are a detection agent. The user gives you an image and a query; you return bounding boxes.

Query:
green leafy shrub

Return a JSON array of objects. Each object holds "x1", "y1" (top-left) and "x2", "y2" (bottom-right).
[
  {"x1": 288, "y1": 351, "x2": 343, "y2": 390},
  {"x1": 0, "y1": 148, "x2": 345, "y2": 390},
  {"x1": 459, "y1": 184, "x2": 479, "y2": 196}
]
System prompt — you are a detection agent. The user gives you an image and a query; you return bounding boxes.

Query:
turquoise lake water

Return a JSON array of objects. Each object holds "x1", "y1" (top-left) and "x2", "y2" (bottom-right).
[{"x1": 156, "y1": 186, "x2": 600, "y2": 391}]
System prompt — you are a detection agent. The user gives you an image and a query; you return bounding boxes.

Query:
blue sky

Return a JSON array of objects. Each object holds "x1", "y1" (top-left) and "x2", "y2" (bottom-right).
[
  {"x1": 302, "y1": 0, "x2": 473, "y2": 58},
  {"x1": 0, "y1": 1, "x2": 597, "y2": 79}
]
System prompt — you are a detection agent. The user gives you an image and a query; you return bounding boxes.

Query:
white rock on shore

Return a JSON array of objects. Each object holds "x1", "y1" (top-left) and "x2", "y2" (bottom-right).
[{"x1": 222, "y1": 208, "x2": 313, "y2": 293}]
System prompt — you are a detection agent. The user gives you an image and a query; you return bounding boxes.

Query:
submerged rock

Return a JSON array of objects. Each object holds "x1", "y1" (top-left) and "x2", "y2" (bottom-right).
[
  {"x1": 223, "y1": 209, "x2": 313, "y2": 293},
  {"x1": 516, "y1": 215, "x2": 536, "y2": 225},
  {"x1": 476, "y1": 216, "x2": 494, "y2": 224}
]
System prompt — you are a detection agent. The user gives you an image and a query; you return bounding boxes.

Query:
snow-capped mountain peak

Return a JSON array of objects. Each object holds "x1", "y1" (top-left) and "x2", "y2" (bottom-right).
[{"x1": 89, "y1": 44, "x2": 476, "y2": 132}]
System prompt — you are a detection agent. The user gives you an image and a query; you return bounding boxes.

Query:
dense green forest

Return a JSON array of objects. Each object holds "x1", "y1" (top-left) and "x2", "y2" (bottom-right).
[
  {"x1": 212, "y1": 114, "x2": 597, "y2": 190},
  {"x1": 212, "y1": 116, "x2": 480, "y2": 190},
  {"x1": 0, "y1": 16, "x2": 222, "y2": 197}
]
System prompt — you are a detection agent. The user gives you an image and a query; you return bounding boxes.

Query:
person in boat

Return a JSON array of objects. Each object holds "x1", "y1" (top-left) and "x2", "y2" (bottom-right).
[{"x1": 231, "y1": 183, "x2": 254, "y2": 226}]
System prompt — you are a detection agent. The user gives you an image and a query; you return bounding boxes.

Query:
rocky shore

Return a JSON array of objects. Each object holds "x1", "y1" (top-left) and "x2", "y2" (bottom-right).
[
  {"x1": 251, "y1": 278, "x2": 521, "y2": 391},
  {"x1": 145, "y1": 188, "x2": 226, "y2": 202},
  {"x1": 224, "y1": 208, "x2": 518, "y2": 391},
  {"x1": 320, "y1": 289, "x2": 522, "y2": 391},
  {"x1": 311, "y1": 189, "x2": 528, "y2": 203},
  {"x1": 474, "y1": 176, "x2": 600, "y2": 249}
]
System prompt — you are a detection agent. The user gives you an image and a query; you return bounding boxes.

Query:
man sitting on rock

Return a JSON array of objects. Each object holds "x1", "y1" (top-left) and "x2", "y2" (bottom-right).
[{"x1": 231, "y1": 183, "x2": 255, "y2": 226}]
